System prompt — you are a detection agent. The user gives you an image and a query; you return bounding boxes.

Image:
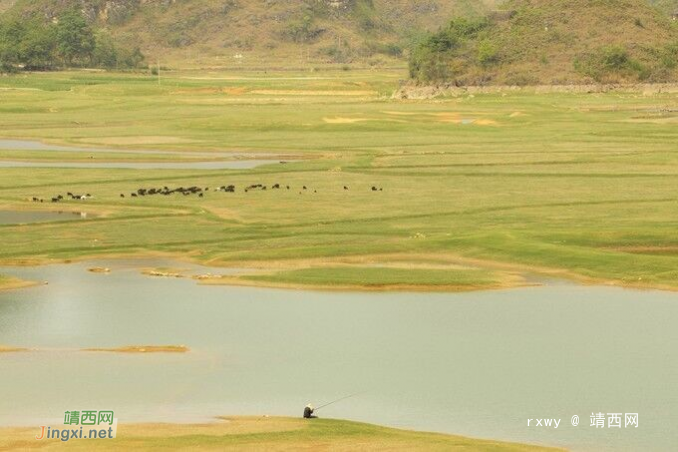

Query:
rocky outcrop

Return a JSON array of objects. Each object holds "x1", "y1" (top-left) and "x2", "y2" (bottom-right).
[
  {"x1": 81, "y1": 0, "x2": 140, "y2": 25},
  {"x1": 392, "y1": 83, "x2": 678, "y2": 99}
]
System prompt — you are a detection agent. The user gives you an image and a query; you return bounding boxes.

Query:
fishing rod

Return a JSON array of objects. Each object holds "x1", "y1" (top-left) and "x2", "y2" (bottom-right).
[{"x1": 314, "y1": 391, "x2": 367, "y2": 411}]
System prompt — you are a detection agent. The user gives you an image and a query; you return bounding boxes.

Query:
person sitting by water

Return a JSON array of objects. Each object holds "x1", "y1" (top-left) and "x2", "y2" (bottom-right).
[{"x1": 303, "y1": 404, "x2": 316, "y2": 419}]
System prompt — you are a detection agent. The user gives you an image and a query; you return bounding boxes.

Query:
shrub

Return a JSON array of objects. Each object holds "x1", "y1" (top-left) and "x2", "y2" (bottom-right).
[
  {"x1": 354, "y1": 0, "x2": 378, "y2": 32},
  {"x1": 477, "y1": 40, "x2": 499, "y2": 66},
  {"x1": 660, "y1": 41, "x2": 678, "y2": 69},
  {"x1": 318, "y1": 44, "x2": 352, "y2": 63},
  {"x1": 283, "y1": 15, "x2": 323, "y2": 43},
  {"x1": 504, "y1": 72, "x2": 539, "y2": 86},
  {"x1": 575, "y1": 46, "x2": 648, "y2": 82},
  {"x1": 409, "y1": 17, "x2": 491, "y2": 82},
  {"x1": 118, "y1": 47, "x2": 145, "y2": 69},
  {"x1": 365, "y1": 41, "x2": 403, "y2": 58}
]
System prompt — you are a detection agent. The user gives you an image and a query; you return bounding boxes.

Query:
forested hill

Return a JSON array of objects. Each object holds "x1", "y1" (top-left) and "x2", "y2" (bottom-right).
[
  {"x1": 410, "y1": 0, "x2": 678, "y2": 85},
  {"x1": 0, "y1": 0, "x2": 499, "y2": 67}
]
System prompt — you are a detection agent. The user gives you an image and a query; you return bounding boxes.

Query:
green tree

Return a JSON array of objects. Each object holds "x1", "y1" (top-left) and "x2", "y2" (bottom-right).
[
  {"x1": 409, "y1": 17, "x2": 490, "y2": 82},
  {"x1": 92, "y1": 31, "x2": 118, "y2": 68},
  {"x1": 0, "y1": 20, "x2": 24, "y2": 72},
  {"x1": 55, "y1": 9, "x2": 95, "y2": 66},
  {"x1": 477, "y1": 39, "x2": 499, "y2": 67},
  {"x1": 118, "y1": 46, "x2": 145, "y2": 68},
  {"x1": 18, "y1": 19, "x2": 56, "y2": 70}
]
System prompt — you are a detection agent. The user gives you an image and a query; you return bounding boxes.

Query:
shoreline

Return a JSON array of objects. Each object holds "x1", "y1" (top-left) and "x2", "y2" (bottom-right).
[
  {"x1": 1, "y1": 250, "x2": 677, "y2": 294},
  {"x1": 0, "y1": 345, "x2": 189, "y2": 354},
  {"x1": 0, "y1": 416, "x2": 564, "y2": 451},
  {"x1": 195, "y1": 274, "x2": 534, "y2": 293}
]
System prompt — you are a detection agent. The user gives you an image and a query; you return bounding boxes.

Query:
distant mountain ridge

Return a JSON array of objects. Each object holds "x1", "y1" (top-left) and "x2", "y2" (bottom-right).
[
  {"x1": 0, "y1": 0, "x2": 499, "y2": 66},
  {"x1": 2, "y1": 0, "x2": 677, "y2": 70}
]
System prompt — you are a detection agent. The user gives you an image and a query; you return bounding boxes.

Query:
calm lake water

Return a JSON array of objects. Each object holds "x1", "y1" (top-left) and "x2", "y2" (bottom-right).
[
  {"x1": 0, "y1": 210, "x2": 89, "y2": 225},
  {"x1": 0, "y1": 140, "x2": 282, "y2": 170},
  {"x1": 0, "y1": 260, "x2": 676, "y2": 452}
]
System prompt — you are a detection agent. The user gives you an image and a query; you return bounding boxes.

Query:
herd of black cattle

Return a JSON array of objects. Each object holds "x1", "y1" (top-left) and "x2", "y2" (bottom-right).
[
  {"x1": 30, "y1": 184, "x2": 384, "y2": 203},
  {"x1": 30, "y1": 192, "x2": 93, "y2": 203}
]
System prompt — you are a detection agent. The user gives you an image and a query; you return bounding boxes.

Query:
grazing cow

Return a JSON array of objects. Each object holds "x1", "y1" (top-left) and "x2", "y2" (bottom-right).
[
  {"x1": 120, "y1": 194, "x2": 125, "y2": 198},
  {"x1": 372, "y1": 186, "x2": 378, "y2": 191},
  {"x1": 344, "y1": 186, "x2": 349, "y2": 190},
  {"x1": 303, "y1": 186, "x2": 307, "y2": 190},
  {"x1": 131, "y1": 193, "x2": 137, "y2": 197}
]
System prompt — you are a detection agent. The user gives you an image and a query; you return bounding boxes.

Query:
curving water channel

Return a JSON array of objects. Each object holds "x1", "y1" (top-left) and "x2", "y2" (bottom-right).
[
  {"x1": 0, "y1": 140, "x2": 286, "y2": 170},
  {"x1": 0, "y1": 210, "x2": 90, "y2": 225}
]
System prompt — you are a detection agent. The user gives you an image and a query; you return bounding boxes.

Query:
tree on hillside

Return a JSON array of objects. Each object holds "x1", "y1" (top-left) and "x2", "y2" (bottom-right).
[
  {"x1": 92, "y1": 30, "x2": 118, "y2": 68},
  {"x1": 19, "y1": 19, "x2": 57, "y2": 70},
  {"x1": 55, "y1": 8, "x2": 95, "y2": 66},
  {"x1": 0, "y1": 9, "x2": 145, "y2": 73},
  {"x1": 409, "y1": 17, "x2": 489, "y2": 83},
  {"x1": 0, "y1": 19, "x2": 23, "y2": 72},
  {"x1": 118, "y1": 46, "x2": 145, "y2": 69}
]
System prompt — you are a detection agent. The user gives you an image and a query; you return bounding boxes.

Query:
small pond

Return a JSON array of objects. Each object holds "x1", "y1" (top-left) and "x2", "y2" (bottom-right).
[
  {"x1": 0, "y1": 140, "x2": 285, "y2": 170},
  {"x1": 0, "y1": 210, "x2": 89, "y2": 225}
]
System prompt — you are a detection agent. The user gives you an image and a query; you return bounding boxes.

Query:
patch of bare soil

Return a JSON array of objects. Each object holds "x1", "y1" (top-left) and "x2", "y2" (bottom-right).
[{"x1": 83, "y1": 345, "x2": 189, "y2": 354}]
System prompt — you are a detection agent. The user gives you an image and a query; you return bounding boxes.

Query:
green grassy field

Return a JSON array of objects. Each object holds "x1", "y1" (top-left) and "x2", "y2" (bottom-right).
[
  {"x1": 0, "y1": 416, "x2": 562, "y2": 451},
  {"x1": 241, "y1": 266, "x2": 503, "y2": 290},
  {"x1": 0, "y1": 69, "x2": 677, "y2": 290}
]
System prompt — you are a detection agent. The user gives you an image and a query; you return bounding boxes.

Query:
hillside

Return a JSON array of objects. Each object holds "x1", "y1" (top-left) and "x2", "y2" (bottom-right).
[
  {"x1": 651, "y1": 0, "x2": 678, "y2": 14},
  {"x1": 0, "y1": 0, "x2": 15, "y2": 13},
  {"x1": 0, "y1": 0, "x2": 499, "y2": 67},
  {"x1": 410, "y1": 0, "x2": 678, "y2": 85}
]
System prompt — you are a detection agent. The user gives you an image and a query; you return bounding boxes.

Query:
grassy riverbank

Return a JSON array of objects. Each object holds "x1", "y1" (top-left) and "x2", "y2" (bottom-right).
[
  {"x1": 0, "y1": 416, "x2": 562, "y2": 451},
  {"x1": 0, "y1": 70, "x2": 677, "y2": 290},
  {"x1": 234, "y1": 266, "x2": 520, "y2": 291}
]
